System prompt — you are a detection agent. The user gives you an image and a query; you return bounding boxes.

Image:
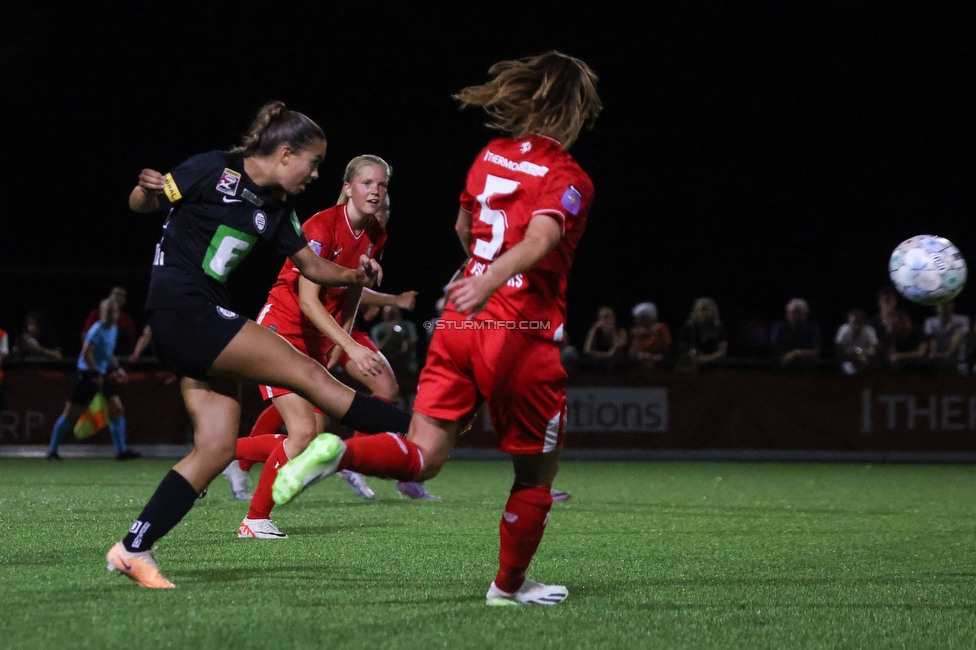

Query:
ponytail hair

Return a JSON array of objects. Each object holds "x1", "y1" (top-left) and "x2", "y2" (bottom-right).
[
  {"x1": 455, "y1": 51, "x2": 602, "y2": 148},
  {"x1": 336, "y1": 155, "x2": 392, "y2": 205},
  {"x1": 233, "y1": 101, "x2": 325, "y2": 157}
]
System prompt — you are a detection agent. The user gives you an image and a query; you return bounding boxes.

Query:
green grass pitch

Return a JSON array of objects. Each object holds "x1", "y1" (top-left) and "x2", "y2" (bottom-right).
[{"x1": 2, "y1": 458, "x2": 975, "y2": 649}]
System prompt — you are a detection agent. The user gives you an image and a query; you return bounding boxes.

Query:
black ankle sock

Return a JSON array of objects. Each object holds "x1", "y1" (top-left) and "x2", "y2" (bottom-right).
[
  {"x1": 122, "y1": 470, "x2": 199, "y2": 552},
  {"x1": 339, "y1": 392, "x2": 411, "y2": 434}
]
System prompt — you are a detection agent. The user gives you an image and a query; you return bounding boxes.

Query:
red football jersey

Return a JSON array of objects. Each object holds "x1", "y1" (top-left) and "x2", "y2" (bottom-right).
[
  {"x1": 456, "y1": 134, "x2": 594, "y2": 341},
  {"x1": 265, "y1": 203, "x2": 386, "y2": 339}
]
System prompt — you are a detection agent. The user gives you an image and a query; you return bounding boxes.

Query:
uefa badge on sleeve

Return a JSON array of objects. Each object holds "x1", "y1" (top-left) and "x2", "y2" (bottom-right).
[{"x1": 560, "y1": 185, "x2": 582, "y2": 215}]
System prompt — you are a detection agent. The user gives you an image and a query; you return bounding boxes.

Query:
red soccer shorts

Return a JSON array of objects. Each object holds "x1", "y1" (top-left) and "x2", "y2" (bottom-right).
[
  {"x1": 256, "y1": 302, "x2": 377, "y2": 401},
  {"x1": 414, "y1": 312, "x2": 567, "y2": 454}
]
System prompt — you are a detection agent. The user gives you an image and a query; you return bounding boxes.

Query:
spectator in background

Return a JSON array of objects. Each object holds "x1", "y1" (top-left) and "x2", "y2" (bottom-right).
[
  {"x1": 12, "y1": 311, "x2": 62, "y2": 361},
  {"x1": 924, "y1": 301, "x2": 969, "y2": 374},
  {"x1": 677, "y1": 297, "x2": 728, "y2": 369},
  {"x1": 84, "y1": 286, "x2": 137, "y2": 356},
  {"x1": 371, "y1": 305, "x2": 419, "y2": 374},
  {"x1": 628, "y1": 302, "x2": 671, "y2": 368},
  {"x1": 886, "y1": 310, "x2": 929, "y2": 373},
  {"x1": 735, "y1": 316, "x2": 771, "y2": 359},
  {"x1": 834, "y1": 309, "x2": 878, "y2": 374},
  {"x1": 581, "y1": 306, "x2": 627, "y2": 371},
  {"x1": 0, "y1": 325, "x2": 8, "y2": 411},
  {"x1": 869, "y1": 286, "x2": 898, "y2": 355},
  {"x1": 770, "y1": 298, "x2": 821, "y2": 371}
]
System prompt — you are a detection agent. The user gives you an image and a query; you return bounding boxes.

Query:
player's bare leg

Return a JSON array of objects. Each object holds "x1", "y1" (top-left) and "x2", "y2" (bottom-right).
[
  {"x1": 109, "y1": 376, "x2": 240, "y2": 587},
  {"x1": 215, "y1": 322, "x2": 409, "y2": 436},
  {"x1": 405, "y1": 413, "x2": 458, "y2": 481},
  {"x1": 239, "y1": 394, "x2": 324, "y2": 539},
  {"x1": 173, "y1": 377, "x2": 242, "y2": 492},
  {"x1": 214, "y1": 321, "x2": 356, "y2": 417},
  {"x1": 486, "y1": 447, "x2": 568, "y2": 606},
  {"x1": 332, "y1": 351, "x2": 393, "y2": 498},
  {"x1": 111, "y1": 323, "x2": 411, "y2": 584},
  {"x1": 342, "y1": 355, "x2": 439, "y2": 500}
]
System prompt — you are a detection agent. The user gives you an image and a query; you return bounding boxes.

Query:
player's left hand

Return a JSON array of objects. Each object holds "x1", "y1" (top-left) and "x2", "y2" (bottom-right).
[
  {"x1": 446, "y1": 274, "x2": 496, "y2": 318},
  {"x1": 357, "y1": 255, "x2": 383, "y2": 288},
  {"x1": 395, "y1": 290, "x2": 418, "y2": 311}
]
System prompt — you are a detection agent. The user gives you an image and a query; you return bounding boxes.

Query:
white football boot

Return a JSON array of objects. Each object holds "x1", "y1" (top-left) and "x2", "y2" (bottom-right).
[
  {"x1": 237, "y1": 517, "x2": 288, "y2": 539},
  {"x1": 485, "y1": 579, "x2": 569, "y2": 606},
  {"x1": 222, "y1": 460, "x2": 253, "y2": 501}
]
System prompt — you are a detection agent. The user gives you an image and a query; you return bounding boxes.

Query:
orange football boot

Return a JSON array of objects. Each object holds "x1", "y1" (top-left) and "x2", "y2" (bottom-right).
[{"x1": 106, "y1": 542, "x2": 175, "y2": 588}]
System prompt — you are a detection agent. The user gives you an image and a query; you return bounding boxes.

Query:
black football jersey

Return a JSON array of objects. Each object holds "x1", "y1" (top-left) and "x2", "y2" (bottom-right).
[{"x1": 145, "y1": 151, "x2": 307, "y2": 310}]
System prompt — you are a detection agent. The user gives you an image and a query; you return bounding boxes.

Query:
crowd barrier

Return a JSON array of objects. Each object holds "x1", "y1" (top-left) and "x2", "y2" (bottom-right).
[{"x1": 3, "y1": 365, "x2": 976, "y2": 453}]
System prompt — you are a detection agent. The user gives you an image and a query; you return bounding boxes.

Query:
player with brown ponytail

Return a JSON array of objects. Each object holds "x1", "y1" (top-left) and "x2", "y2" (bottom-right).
[{"x1": 105, "y1": 102, "x2": 413, "y2": 588}]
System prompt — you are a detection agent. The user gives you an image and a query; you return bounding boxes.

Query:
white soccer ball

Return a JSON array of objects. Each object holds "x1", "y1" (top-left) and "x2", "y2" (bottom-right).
[{"x1": 888, "y1": 235, "x2": 967, "y2": 305}]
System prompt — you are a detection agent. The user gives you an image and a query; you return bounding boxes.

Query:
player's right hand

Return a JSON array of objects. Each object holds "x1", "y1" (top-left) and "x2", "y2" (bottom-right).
[{"x1": 137, "y1": 168, "x2": 166, "y2": 194}]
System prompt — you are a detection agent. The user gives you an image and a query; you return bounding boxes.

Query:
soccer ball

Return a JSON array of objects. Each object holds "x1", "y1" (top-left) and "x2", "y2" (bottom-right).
[{"x1": 888, "y1": 235, "x2": 967, "y2": 305}]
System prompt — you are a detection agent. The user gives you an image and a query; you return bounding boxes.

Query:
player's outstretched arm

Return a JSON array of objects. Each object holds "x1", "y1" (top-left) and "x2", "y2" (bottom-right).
[
  {"x1": 447, "y1": 214, "x2": 561, "y2": 317},
  {"x1": 360, "y1": 289, "x2": 418, "y2": 311},
  {"x1": 292, "y1": 246, "x2": 379, "y2": 287},
  {"x1": 297, "y1": 277, "x2": 380, "y2": 376},
  {"x1": 129, "y1": 168, "x2": 165, "y2": 213}
]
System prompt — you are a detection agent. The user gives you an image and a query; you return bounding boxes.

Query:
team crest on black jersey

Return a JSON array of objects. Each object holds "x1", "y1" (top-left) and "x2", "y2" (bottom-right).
[
  {"x1": 254, "y1": 211, "x2": 267, "y2": 233},
  {"x1": 216, "y1": 168, "x2": 241, "y2": 196}
]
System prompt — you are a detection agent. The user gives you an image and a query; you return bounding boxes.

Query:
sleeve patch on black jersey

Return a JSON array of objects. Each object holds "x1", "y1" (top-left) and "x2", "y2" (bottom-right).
[
  {"x1": 290, "y1": 211, "x2": 302, "y2": 236},
  {"x1": 163, "y1": 173, "x2": 182, "y2": 202}
]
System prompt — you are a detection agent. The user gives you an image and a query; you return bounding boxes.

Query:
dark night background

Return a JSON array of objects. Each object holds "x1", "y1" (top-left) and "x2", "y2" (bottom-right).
[{"x1": 2, "y1": 3, "x2": 973, "y2": 357}]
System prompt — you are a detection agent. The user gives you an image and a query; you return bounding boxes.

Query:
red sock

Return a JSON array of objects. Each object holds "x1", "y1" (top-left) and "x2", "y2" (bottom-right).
[
  {"x1": 236, "y1": 433, "x2": 284, "y2": 463},
  {"x1": 246, "y1": 440, "x2": 289, "y2": 520},
  {"x1": 494, "y1": 484, "x2": 554, "y2": 593},
  {"x1": 240, "y1": 406, "x2": 285, "y2": 471},
  {"x1": 338, "y1": 433, "x2": 423, "y2": 481}
]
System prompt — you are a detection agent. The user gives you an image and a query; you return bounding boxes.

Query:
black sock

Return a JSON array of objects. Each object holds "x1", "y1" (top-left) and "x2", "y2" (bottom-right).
[
  {"x1": 122, "y1": 470, "x2": 199, "y2": 552},
  {"x1": 339, "y1": 392, "x2": 411, "y2": 434}
]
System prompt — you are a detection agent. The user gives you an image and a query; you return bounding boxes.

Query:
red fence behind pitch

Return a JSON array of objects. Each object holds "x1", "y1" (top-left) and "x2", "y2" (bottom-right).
[{"x1": 2, "y1": 368, "x2": 975, "y2": 451}]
